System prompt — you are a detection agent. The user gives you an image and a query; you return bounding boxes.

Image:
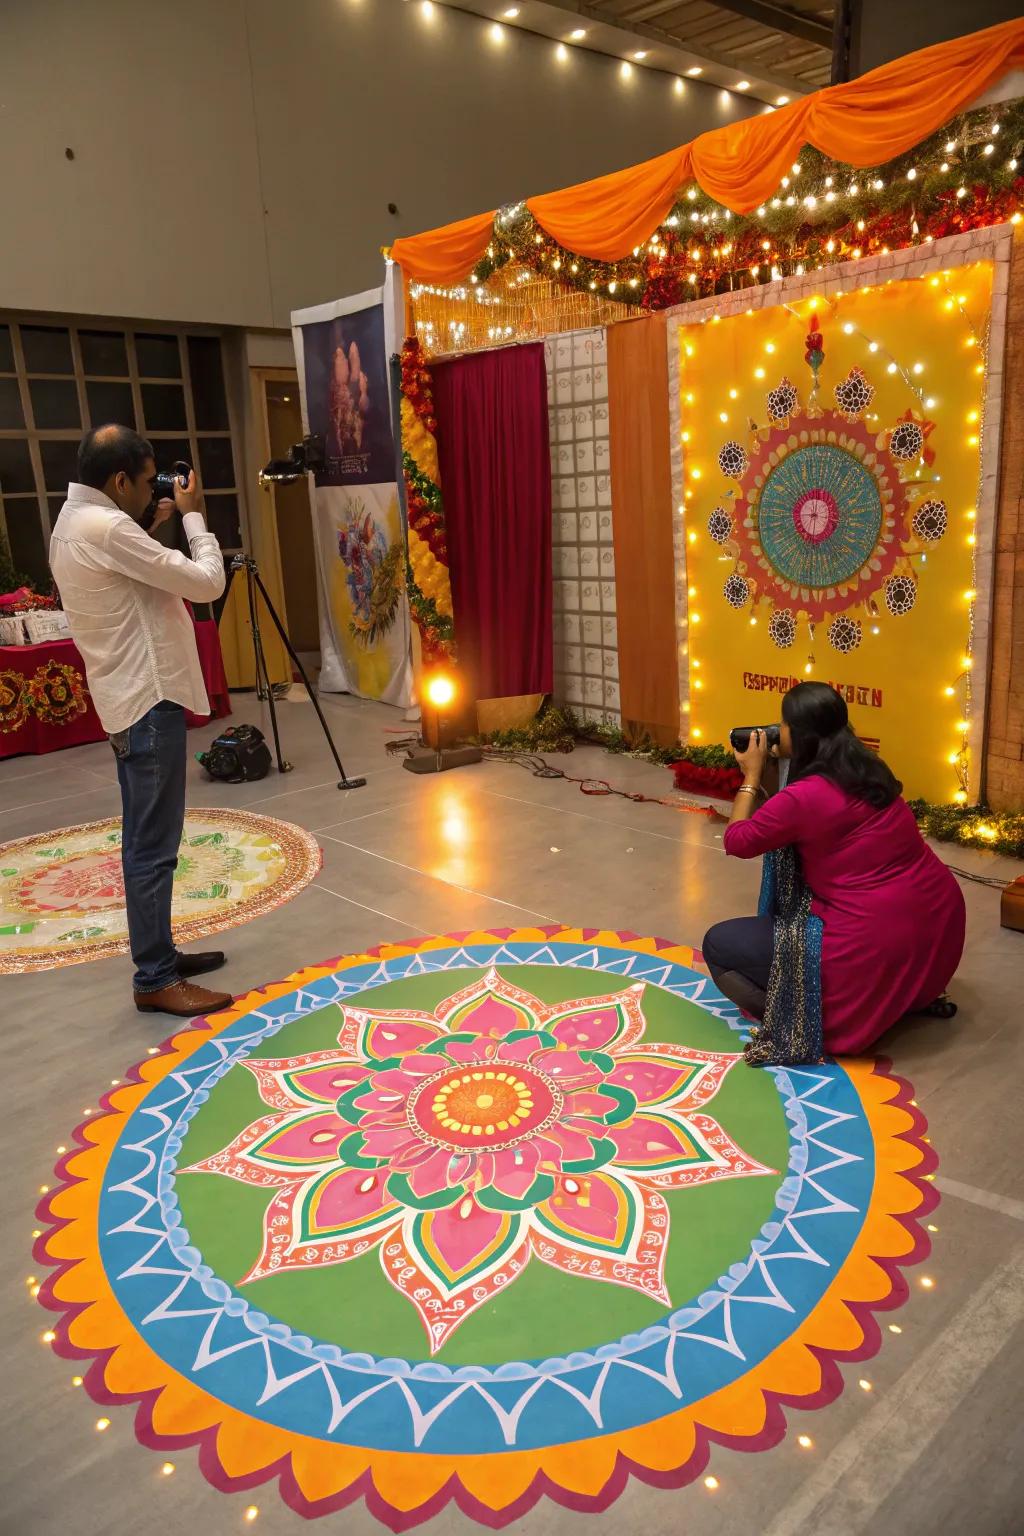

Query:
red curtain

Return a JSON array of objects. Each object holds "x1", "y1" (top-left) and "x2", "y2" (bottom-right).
[{"x1": 432, "y1": 344, "x2": 552, "y2": 700}]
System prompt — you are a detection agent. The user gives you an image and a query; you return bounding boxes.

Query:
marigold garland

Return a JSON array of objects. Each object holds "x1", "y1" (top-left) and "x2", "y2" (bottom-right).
[
  {"x1": 400, "y1": 338, "x2": 455, "y2": 665},
  {"x1": 467, "y1": 99, "x2": 1024, "y2": 312}
]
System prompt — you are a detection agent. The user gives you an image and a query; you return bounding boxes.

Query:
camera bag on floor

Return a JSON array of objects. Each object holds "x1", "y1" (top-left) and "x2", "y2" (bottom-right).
[{"x1": 196, "y1": 724, "x2": 273, "y2": 783}]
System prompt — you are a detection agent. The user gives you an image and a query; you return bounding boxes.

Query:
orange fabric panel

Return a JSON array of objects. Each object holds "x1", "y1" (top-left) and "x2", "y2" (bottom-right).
[
  {"x1": 692, "y1": 18, "x2": 1024, "y2": 212},
  {"x1": 391, "y1": 20, "x2": 1024, "y2": 284},
  {"x1": 607, "y1": 316, "x2": 679, "y2": 747},
  {"x1": 390, "y1": 209, "x2": 496, "y2": 284},
  {"x1": 527, "y1": 144, "x2": 694, "y2": 264}
]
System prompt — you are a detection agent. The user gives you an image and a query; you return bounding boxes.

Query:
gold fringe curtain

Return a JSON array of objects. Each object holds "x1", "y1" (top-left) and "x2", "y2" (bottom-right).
[{"x1": 409, "y1": 263, "x2": 638, "y2": 359}]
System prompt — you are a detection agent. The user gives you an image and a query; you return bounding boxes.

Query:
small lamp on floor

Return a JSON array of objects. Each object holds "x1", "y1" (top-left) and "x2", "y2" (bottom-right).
[{"x1": 402, "y1": 669, "x2": 483, "y2": 775}]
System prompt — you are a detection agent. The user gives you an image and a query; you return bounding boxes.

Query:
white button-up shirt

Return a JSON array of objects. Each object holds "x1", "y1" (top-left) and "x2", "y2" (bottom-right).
[{"x1": 49, "y1": 483, "x2": 227, "y2": 733}]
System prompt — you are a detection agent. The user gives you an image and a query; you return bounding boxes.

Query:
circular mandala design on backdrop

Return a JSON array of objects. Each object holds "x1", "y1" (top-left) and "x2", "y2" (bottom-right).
[
  {"x1": 884, "y1": 574, "x2": 917, "y2": 617},
  {"x1": 759, "y1": 441, "x2": 882, "y2": 588},
  {"x1": 768, "y1": 609, "x2": 797, "y2": 649},
  {"x1": 827, "y1": 615, "x2": 863, "y2": 654},
  {"x1": 911, "y1": 499, "x2": 948, "y2": 543},
  {"x1": 718, "y1": 440, "x2": 749, "y2": 479},
  {"x1": 35, "y1": 930, "x2": 936, "y2": 1529},
  {"x1": 888, "y1": 420, "x2": 924, "y2": 462},
  {"x1": 730, "y1": 418, "x2": 905, "y2": 624},
  {"x1": 766, "y1": 378, "x2": 799, "y2": 423},
  {"x1": 707, "y1": 507, "x2": 733, "y2": 544},
  {"x1": 724, "y1": 572, "x2": 750, "y2": 609},
  {"x1": 0, "y1": 809, "x2": 321, "y2": 973},
  {"x1": 833, "y1": 368, "x2": 874, "y2": 418}
]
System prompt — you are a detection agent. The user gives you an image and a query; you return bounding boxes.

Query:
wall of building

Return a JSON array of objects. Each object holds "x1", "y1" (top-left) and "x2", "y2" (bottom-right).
[
  {"x1": 851, "y1": 0, "x2": 1022, "y2": 76},
  {"x1": 0, "y1": 0, "x2": 753, "y2": 330}
]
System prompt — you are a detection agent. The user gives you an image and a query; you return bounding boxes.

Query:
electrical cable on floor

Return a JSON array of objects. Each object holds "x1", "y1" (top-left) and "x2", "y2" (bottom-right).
[
  {"x1": 481, "y1": 747, "x2": 726, "y2": 821},
  {"x1": 389, "y1": 741, "x2": 1015, "y2": 883},
  {"x1": 943, "y1": 864, "x2": 1013, "y2": 889}
]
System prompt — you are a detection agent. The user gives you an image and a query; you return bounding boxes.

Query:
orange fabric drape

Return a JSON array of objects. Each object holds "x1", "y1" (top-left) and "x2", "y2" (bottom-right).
[
  {"x1": 390, "y1": 209, "x2": 496, "y2": 286},
  {"x1": 392, "y1": 19, "x2": 1024, "y2": 283},
  {"x1": 607, "y1": 316, "x2": 679, "y2": 747}
]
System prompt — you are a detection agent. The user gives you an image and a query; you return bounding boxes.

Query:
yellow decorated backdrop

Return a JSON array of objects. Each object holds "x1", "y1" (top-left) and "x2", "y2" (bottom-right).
[{"x1": 679, "y1": 263, "x2": 993, "y2": 803}]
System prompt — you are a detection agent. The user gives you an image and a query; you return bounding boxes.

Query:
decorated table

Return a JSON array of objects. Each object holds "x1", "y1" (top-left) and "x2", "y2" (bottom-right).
[{"x1": 0, "y1": 620, "x2": 231, "y2": 759}]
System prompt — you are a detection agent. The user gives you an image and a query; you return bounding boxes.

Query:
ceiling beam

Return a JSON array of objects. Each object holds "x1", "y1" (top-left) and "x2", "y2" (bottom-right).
[
  {"x1": 526, "y1": 0, "x2": 818, "y2": 96},
  {"x1": 698, "y1": 0, "x2": 834, "y2": 48}
]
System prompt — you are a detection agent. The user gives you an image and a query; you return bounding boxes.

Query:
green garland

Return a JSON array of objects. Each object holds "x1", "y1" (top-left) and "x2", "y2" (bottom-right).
[
  {"x1": 471, "y1": 98, "x2": 1023, "y2": 307},
  {"x1": 402, "y1": 454, "x2": 444, "y2": 514},
  {"x1": 907, "y1": 800, "x2": 1024, "y2": 860}
]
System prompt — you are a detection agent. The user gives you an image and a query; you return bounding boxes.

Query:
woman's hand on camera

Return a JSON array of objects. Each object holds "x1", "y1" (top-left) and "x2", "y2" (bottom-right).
[
  {"x1": 173, "y1": 468, "x2": 202, "y2": 516},
  {"x1": 735, "y1": 728, "x2": 769, "y2": 781}
]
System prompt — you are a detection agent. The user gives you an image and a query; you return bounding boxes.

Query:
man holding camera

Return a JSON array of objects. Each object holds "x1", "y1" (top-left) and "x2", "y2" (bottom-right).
[{"x1": 49, "y1": 424, "x2": 234, "y2": 1018}]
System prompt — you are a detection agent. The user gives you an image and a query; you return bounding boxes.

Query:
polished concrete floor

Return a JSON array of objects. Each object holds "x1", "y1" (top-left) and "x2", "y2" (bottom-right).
[{"x1": 2, "y1": 690, "x2": 1022, "y2": 1536}]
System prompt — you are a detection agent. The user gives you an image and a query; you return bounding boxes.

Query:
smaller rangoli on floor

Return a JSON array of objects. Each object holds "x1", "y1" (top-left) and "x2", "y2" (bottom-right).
[{"x1": 0, "y1": 808, "x2": 321, "y2": 973}]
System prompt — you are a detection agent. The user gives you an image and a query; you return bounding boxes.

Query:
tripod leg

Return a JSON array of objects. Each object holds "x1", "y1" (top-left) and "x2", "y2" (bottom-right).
[
  {"x1": 252, "y1": 571, "x2": 365, "y2": 791},
  {"x1": 245, "y1": 564, "x2": 291, "y2": 773}
]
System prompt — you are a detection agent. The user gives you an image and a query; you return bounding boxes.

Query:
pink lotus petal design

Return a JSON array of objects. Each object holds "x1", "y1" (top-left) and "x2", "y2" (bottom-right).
[{"x1": 185, "y1": 968, "x2": 775, "y2": 1352}]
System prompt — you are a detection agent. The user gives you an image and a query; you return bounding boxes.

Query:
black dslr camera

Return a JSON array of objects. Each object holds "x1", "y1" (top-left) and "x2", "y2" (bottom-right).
[
  {"x1": 730, "y1": 724, "x2": 781, "y2": 753},
  {"x1": 151, "y1": 460, "x2": 193, "y2": 504}
]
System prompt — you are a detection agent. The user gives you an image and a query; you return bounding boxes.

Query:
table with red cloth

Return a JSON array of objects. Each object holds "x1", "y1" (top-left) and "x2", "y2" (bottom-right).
[{"x1": 0, "y1": 619, "x2": 231, "y2": 759}]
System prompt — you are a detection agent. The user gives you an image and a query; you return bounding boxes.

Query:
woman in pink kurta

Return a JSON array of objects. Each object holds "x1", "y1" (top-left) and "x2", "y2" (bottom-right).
[{"x1": 703, "y1": 683, "x2": 965, "y2": 1059}]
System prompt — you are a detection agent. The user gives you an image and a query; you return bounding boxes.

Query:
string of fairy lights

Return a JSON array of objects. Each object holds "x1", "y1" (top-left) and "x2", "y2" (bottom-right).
[
  {"x1": 406, "y1": 99, "x2": 1023, "y2": 354},
  {"x1": 679, "y1": 271, "x2": 991, "y2": 801}
]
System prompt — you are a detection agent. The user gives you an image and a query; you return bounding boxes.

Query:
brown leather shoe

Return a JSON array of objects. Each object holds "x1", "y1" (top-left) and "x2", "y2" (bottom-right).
[{"x1": 134, "y1": 978, "x2": 234, "y2": 1018}]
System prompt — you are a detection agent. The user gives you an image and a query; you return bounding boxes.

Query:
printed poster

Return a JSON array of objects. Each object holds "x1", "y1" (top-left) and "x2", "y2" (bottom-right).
[{"x1": 292, "y1": 283, "x2": 412, "y2": 705}]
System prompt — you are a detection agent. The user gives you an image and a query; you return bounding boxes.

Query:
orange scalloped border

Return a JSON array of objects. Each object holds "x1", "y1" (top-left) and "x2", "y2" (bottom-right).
[{"x1": 35, "y1": 927, "x2": 937, "y2": 1529}]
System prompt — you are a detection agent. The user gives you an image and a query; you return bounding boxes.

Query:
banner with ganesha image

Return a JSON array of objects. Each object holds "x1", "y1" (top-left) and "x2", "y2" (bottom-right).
[{"x1": 293, "y1": 286, "x2": 412, "y2": 705}]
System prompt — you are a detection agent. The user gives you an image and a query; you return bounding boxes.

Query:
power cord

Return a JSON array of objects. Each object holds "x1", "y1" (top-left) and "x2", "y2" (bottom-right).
[
  {"x1": 481, "y1": 747, "x2": 726, "y2": 821},
  {"x1": 390, "y1": 740, "x2": 1016, "y2": 883}
]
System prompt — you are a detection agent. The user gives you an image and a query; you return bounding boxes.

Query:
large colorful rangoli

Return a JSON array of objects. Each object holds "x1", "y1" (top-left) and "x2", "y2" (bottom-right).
[
  {"x1": 36, "y1": 929, "x2": 936, "y2": 1528},
  {"x1": 0, "y1": 809, "x2": 321, "y2": 973}
]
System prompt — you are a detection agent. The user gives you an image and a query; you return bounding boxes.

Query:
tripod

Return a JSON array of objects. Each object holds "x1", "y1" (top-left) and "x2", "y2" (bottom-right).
[{"x1": 229, "y1": 554, "x2": 366, "y2": 791}]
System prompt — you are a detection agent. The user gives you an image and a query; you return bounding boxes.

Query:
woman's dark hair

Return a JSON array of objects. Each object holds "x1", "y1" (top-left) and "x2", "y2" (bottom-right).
[{"x1": 782, "y1": 681, "x2": 901, "y2": 809}]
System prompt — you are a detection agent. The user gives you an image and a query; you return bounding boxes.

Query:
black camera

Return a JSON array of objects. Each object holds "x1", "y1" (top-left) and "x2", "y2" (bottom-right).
[
  {"x1": 150, "y1": 460, "x2": 192, "y2": 504},
  {"x1": 259, "y1": 434, "x2": 325, "y2": 487},
  {"x1": 730, "y1": 724, "x2": 781, "y2": 753}
]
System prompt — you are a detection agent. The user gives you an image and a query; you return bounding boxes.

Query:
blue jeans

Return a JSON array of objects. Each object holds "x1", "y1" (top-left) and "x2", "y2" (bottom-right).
[{"x1": 111, "y1": 701, "x2": 187, "y2": 993}]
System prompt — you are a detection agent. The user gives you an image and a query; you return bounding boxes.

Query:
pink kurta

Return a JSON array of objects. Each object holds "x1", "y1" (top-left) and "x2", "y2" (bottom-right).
[{"x1": 722, "y1": 776, "x2": 966, "y2": 1055}]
